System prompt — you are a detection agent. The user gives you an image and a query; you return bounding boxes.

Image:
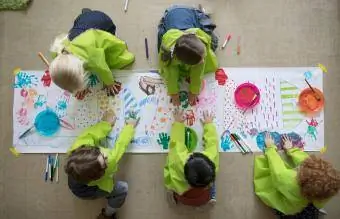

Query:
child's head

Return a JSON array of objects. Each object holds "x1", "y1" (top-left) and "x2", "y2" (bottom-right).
[
  {"x1": 174, "y1": 34, "x2": 206, "y2": 65},
  {"x1": 298, "y1": 155, "x2": 340, "y2": 201},
  {"x1": 65, "y1": 146, "x2": 107, "y2": 183},
  {"x1": 184, "y1": 153, "x2": 216, "y2": 188},
  {"x1": 49, "y1": 33, "x2": 86, "y2": 93}
]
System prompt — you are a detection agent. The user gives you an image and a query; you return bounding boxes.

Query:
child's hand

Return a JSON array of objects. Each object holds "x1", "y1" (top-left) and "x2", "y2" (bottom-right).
[
  {"x1": 126, "y1": 111, "x2": 140, "y2": 127},
  {"x1": 173, "y1": 108, "x2": 185, "y2": 123},
  {"x1": 264, "y1": 132, "x2": 275, "y2": 148},
  {"x1": 104, "y1": 81, "x2": 122, "y2": 97},
  {"x1": 75, "y1": 88, "x2": 91, "y2": 100},
  {"x1": 282, "y1": 134, "x2": 293, "y2": 150},
  {"x1": 102, "y1": 109, "x2": 117, "y2": 126},
  {"x1": 201, "y1": 110, "x2": 214, "y2": 124},
  {"x1": 188, "y1": 92, "x2": 198, "y2": 106},
  {"x1": 170, "y1": 94, "x2": 180, "y2": 106}
]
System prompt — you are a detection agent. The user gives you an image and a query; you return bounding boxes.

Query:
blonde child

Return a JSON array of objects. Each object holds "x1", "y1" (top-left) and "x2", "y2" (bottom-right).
[
  {"x1": 158, "y1": 5, "x2": 219, "y2": 106},
  {"x1": 65, "y1": 110, "x2": 139, "y2": 219},
  {"x1": 164, "y1": 109, "x2": 219, "y2": 206},
  {"x1": 254, "y1": 133, "x2": 340, "y2": 218},
  {"x1": 49, "y1": 9, "x2": 135, "y2": 99}
]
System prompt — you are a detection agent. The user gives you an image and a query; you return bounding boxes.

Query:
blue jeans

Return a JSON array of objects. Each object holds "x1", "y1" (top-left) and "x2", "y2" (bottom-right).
[
  {"x1": 68, "y1": 177, "x2": 128, "y2": 209},
  {"x1": 157, "y1": 5, "x2": 218, "y2": 52}
]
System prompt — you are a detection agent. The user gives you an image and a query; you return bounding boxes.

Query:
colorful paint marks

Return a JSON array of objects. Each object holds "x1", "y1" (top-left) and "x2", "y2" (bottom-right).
[
  {"x1": 305, "y1": 118, "x2": 319, "y2": 141},
  {"x1": 34, "y1": 95, "x2": 47, "y2": 109},
  {"x1": 179, "y1": 91, "x2": 189, "y2": 109},
  {"x1": 220, "y1": 131, "x2": 234, "y2": 151},
  {"x1": 14, "y1": 72, "x2": 38, "y2": 88},
  {"x1": 41, "y1": 70, "x2": 52, "y2": 87},
  {"x1": 304, "y1": 71, "x2": 312, "y2": 80},
  {"x1": 131, "y1": 136, "x2": 151, "y2": 146},
  {"x1": 16, "y1": 107, "x2": 29, "y2": 125},
  {"x1": 157, "y1": 132, "x2": 170, "y2": 149},
  {"x1": 87, "y1": 74, "x2": 100, "y2": 87},
  {"x1": 185, "y1": 109, "x2": 196, "y2": 126},
  {"x1": 256, "y1": 131, "x2": 304, "y2": 151}
]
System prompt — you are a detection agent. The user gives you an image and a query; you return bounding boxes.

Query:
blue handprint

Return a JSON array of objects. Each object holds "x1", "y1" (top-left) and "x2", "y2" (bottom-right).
[
  {"x1": 14, "y1": 72, "x2": 38, "y2": 88},
  {"x1": 220, "y1": 131, "x2": 234, "y2": 151},
  {"x1": 87, "y1": 74, "x2": 100, "y2": 87},
  {"x1": 34, "y1": 95, "x2": 46, "y2": 109}
]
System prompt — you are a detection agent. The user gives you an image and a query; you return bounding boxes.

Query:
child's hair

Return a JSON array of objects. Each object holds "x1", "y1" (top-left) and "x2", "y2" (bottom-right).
[
  {"x1": 298, "y1": 155, "x2": 340, "y2": 201},
  {"x1": 49, "y1": 33, "x2": 86, "y2": 93},
  {"x1": 174, "y1": 34, "x2": 206, "y2": 65},
  {"x1": 65, "y1": 146, "x2": 106, "y2": 183},
  {"x1": 184, "y1": 153, "x2": 216, "y2": 188}
]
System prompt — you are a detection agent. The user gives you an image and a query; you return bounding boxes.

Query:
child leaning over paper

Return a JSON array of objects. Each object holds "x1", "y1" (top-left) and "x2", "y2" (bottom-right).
[
  {"x1": 65, "y1": 110, "x2": 139, "y2": 219},
  {"x1": 254, "y1": 132, "x2": 340, "y2": 218},
  {"x1": 164, "y1": 109, "x2": 219, "y2": 207}
]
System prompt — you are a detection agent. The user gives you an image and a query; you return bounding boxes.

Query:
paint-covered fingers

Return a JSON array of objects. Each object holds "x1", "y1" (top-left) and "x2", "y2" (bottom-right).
[
  {"x1": 105, "y1": 81, "x2": 122, "y2": 97},
  {"x1": 75, "y1": 89, "x2": 91, "y2": 100},
  {"x1": 264, "y1": 132, "x2": 275, "y2": 148},
  {"x1": 173, "y1": 108, "x2": 185, "y2": 123},
  {"x1": 282, "y1": 134, "x2": 293, "y2": 150},
  {"x1": 202, "y1": 110, "x2": 215, "y2": 124},
  {"x1": 188, "y1": 92, "x2": 198, "y2": 106},
  {"x1": 170, "y1": 94, "x2": 180, "y2": 106},
  {"x1": 102, "y1": 110, "x2": 117, "y2": 126}
]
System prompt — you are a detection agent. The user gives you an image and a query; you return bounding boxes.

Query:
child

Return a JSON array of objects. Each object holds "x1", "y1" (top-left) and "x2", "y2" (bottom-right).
[
  {"x1": 164, "y1": 110, "x2": 219, "y2": 206},
  {"x1": 65, "y1": 110, "x2": 139, "y2": 219},
  {"x1": 49, "y1": 9, "x2": 135, "y2": 99},
  {"x1": 254, "y1": 133, "x2": 340, "y2": 218},
  {"x1": 158, "y1": 5, "x2": 219, "y2": 106}
]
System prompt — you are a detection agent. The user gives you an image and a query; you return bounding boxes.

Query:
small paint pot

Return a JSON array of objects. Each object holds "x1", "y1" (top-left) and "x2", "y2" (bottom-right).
[
  {"x1": 234, "y1": 83, "x2": 260, "y2": 109},
  {"x1": 34, "y1": 109, "x2": 60, "y2": 136},
  {"x1": 298, "y1": 87, "x2": 324, "y2": 116},
  {"x1": 185, "y1": 127, "x2": 198, "y2": 153}
]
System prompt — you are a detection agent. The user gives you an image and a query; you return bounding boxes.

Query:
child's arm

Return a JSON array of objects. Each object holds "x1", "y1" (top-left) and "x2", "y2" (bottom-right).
[
  {"x1": 109, "y1": 124, "x2": 135, "y2": 163},
  {"x1": 68, "y1": 121, "x2": 112, "y2": 153},
  {"x1": 286, "y1": 147, "x2": 310, "y2": 167},
  {"x1": 265, "y1": 146, "x2": 289, "y2": 184},
  {"x1": 168, "y1": 122, "x2": 189, "y2": 164},
  {"x1": 202, "y1": 123, "x2": 219, "y2": 172},
  {"x1": 189, "y1": 61, "x2": 205, "y2": 94},
  {"x1": 161, "y1": 64, "x2": 180, "y2": 95}
]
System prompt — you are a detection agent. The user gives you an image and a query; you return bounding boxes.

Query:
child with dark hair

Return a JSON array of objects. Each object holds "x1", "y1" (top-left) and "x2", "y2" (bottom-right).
[
  {"x1": 65, "y1": 110, "x2": 139, "y2": 219},
  {"x1": 158, "y1": 5, "x2": 219, "y2": 106},
  {"x1": 254, "y1": 133, "x2": 340, "y2": 218},
  {"x1": 164, "y1": 110, "x2": 219, "y2": 206}
]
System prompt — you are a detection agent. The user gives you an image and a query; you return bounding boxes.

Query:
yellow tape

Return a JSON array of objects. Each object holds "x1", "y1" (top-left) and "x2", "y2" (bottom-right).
[
  {"x1": 320, "y1": 145, "x2": 327, "y2": 154},
  {"x1": 317, "y1": 64, "x2": 328, "y2": 73},
  {"x1": 9, "y1": 147, "x2": 20, "y2": 157},
  {"x1": 13, "y1": 68, "x2": 21, "y2": 75}
]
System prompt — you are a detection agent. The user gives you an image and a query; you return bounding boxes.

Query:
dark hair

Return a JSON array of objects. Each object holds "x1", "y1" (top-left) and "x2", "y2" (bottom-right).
[
  {"x1": 184, "y1": 153, "x2": 216, "y2": 188},
  {"x1": 174, "y1": 34, "x2": 205, "y2": 65},
  {"x1": 65, "y1": 146, "x2": 106, "y2": 183}
]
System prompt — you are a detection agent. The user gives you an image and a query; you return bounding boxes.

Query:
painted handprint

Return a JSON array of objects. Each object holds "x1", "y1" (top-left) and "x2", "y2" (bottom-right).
[
  {"x1": 215, "y1": 68, "x2": 228, "y2": 86},
  {"x1": 179, "y1": 91, "x2": 189, "y2": 109},
  {"x1": 87, "y1": 74, "x2": 100, "y2": 87},
  {"x1": 157, "y1": 132, "x2": 170, "y2": 150},
  {"x1": 34, "y1": 95, "x2": 47, "y2": 109},
  {"x1": 41, "y1": 70, "x2": 52, "y2": 87},
  {"x1": 14, "y1": 72, "x2": 38, "y2": 88},
  {"x1": 220, "y1": 131, "x2": 234, "y2": 151}
]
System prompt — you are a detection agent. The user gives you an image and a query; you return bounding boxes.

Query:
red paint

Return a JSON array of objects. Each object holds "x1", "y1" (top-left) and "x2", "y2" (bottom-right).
[
  {"x1": 185, "y1": 110, "x2": 196, "y2": 126},
  {"x1": 20, "y1": 89, "x2": 28, "y2": 97},
  {"x1": 41, "y1": 70, "x2": 52, "y2": 87},
  {"x1": 215, "y1": 68, "x2": 228, "y2": 85}
]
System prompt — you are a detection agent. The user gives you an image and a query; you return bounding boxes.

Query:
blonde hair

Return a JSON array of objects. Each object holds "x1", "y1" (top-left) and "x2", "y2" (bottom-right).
[{"x1": 49, "y1": 53, "x2": 86, "y2": 93}]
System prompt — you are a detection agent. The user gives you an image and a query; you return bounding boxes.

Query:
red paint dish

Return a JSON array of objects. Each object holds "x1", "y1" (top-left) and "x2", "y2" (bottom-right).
[{"x1": 234, "y1": 83, "x2": 260, "y2": 109}]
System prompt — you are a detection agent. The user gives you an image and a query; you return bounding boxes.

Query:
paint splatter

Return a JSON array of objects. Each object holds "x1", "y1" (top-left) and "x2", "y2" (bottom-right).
[
  {"x1": 16, "y1": 107, "x2": 29, "y2": 125},
  {"x1": 248, "y1": 128, "x2": 259, "y2": 137},
  {"x1": 215, "y1": 68, "x2": 228, "y2": 85},
  {"x1": 305, "y1": 118, "x2": 319, "y2": 141},
  {"x1": 20, "y1": 89, "x2": 28, "y2": 97},
  {"x1": 34, "y1": 95, "x2": 47, "y2": 109},
  {"x1": 179, "y1": 91, "x2": 189, "y2": 109},
  {"x1": 157, "y1": 132, "x2": 170, "y2": 149},
  {"x1": 14, "y1": 72, "x2": 38, "y2": 88},
  {"x1": 131, "y1": 136, "x2": 151, "y2": 146},
  {"x1": 87, "y1": 74, "x2": 99, "y2": 87},
  {"x1": 256, "y1": 131, "x2": 304, "y2": 150},
  {"x1": 220, "y1": 131, "x2": 234, "y2": 151},
  {"x1": 41, "y1": 70, "x2": 52, "y2": 87},
  {"x1": 304, "y1": 71, "x2": 312, "y2": 80}
]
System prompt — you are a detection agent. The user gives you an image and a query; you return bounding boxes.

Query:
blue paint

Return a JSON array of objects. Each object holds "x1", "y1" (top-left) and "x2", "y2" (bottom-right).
[
  {"x1": 14, "y1": 72, "x2": 38, "y2": 88},
  {"x1": 34, "y1": 95, "x2": 46, "y2": 109},
  {"x1": 139, "y1": 96, "x2": 158, "y2": 108},
  {"x1": 220, "y1": 131, "x2": 234, "y2": 151},
  {"x1": 131, "y1": 136, "x2": 151, "y2": 146},
  {"x1": 56, "y1": 100, "x2": 67, "y2": 111},
  {"x1": 87, "y1": 74, "x2": 99, "y2": 87},
  {"x1": 304, "y1": 71, "x2": 312, "y2": 80},
  {"x1": 256, "y1": 131, "x2": 304, "y2": 150},
  {"x1": 34, "y1": 110, "x2": 60, "y2": 136}
]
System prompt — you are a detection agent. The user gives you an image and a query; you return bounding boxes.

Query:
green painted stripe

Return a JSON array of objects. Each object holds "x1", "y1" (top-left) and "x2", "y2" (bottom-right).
[
  {"x1": 281, "y1": 87, "x2": 298, "y2": 91},
  {"x1": 281, "y1": 94, "x2": 298, "y2": 99},
  {"x1": 283, "y1": 118, "x2": 302, "y2": 122},
  {"x1": 282, "y1": 111, "x2": 302, "y2": 115}
]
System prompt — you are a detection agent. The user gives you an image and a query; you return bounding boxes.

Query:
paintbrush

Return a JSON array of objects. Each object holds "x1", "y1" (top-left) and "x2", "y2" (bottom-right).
[
  {"x1": 230, "y1": 134, "x2": 247, "y2": 154},
  {"x1": 304, "y1": 79, "x2": 321, "y2": 101},
  {"x1": 234, "y1": 133, "x2": 253, "y2": 153},
  {"x1": 18, "y1": 125, "x2": 35, "y2": 139},
  {"x1": 38, "y1": 52, "x2": 50, "y2": 67}
]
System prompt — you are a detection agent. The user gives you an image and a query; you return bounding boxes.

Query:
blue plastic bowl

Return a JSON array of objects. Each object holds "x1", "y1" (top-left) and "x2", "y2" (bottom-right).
[{"x1": 34, "y1": 110, "x2": 60, "y2": 137}]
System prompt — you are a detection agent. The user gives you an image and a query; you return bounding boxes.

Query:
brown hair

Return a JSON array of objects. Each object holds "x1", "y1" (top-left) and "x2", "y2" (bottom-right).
[
  {"x1": 298, "y1": 155, "x2": 340, "y2": 201},
  {"x1": 65, "y1": 146, "x2": 106, "y2": 183},
  {"x1": 174, "y1": 34, "x2": 205, "y2": 65}
]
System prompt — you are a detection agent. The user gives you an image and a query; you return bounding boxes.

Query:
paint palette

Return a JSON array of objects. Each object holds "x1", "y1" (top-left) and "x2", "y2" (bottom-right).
[
  {"x1": 298, "y1": 88, "x2": 324, "y2": 115},
  {"x1": 234, "y1": 83, "x2": 260, "y2": 109},
  {"x1": 34, "y1": 109, "x2": 60, "y2": 136},
  {"x1": 185, "y1": 127, "x2": 198, "y2": 153}
]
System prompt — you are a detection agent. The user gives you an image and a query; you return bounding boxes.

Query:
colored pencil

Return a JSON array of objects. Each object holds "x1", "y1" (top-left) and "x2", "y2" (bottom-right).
[
  {"x1": 44, "y1": 156, "x2": 49, "y2": 182},
  {"x1": 56, "y1": 155, "x2": 59, "y2": 183},
  {"x1": 124, "y1": 0, "x2": 129, "y2": 12},
  {"x1": 52, "y1": 154, "x2": 58, "y2": 182},
  {"x1": 230, "y1": 134, "x2": 247, "y2": 154},
  {"x1": 304, "y1": 79, "x2": 321, "y2": 101},
  {"x1": 234, "y1": 133, "x2": 253, "y2": 153},
  {"x1": 144, "y1": 37, "x2": 149, "y2": 60},
  {"x1": 48, "y1": 155, "x2": 52, "y2": 181},
  {"x1": 38, "y1": 52, "x2": 50, "y2": 67},
  {"x1": 231, "y1": 133, "x2": 248, "y2": 153},
  {"x1": 221, "y1": 34, "x2": 232, "y2": 49}
]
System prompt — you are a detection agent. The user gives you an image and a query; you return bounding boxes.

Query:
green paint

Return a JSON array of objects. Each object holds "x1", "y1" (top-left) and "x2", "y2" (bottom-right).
[
  {"x1": 281, "y1": 94, "x2": 298, "y2": 99},
  {"x1": 157, "y1": 133, "x2": 170, "y2": 150},
  {"x1": 282, "y1": 103, "x2": 294, "y2": 107},
  {"x1": 185, "y1": 127, "x2": 198, "y2": 153},
  {"x1": 179, "y1": 91, "x2": 189, "y2": 109},
  {"x1": 281, "y1": 87, "x2": 298, "y2": 91},
  {"x1": 283, "y1": 118, "x2": 302, "y2": 122},
  {"x1": 282, "y1": 111, "x2": 301, "y2": 115}
]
